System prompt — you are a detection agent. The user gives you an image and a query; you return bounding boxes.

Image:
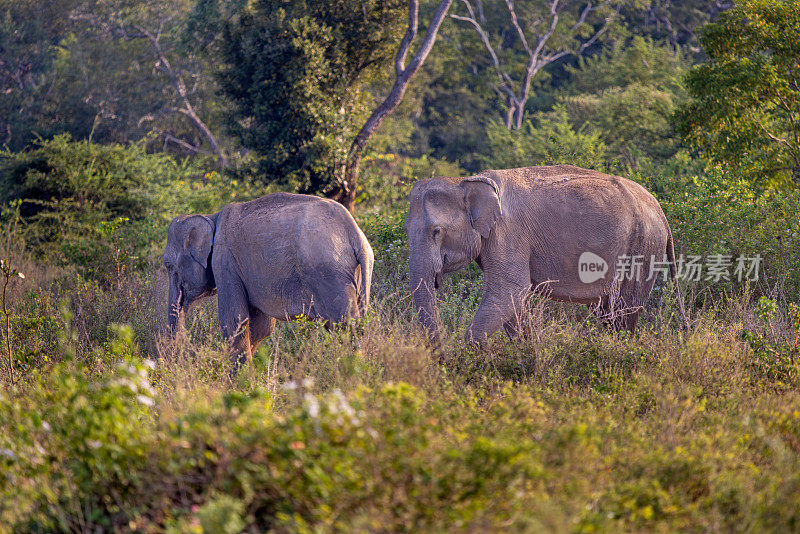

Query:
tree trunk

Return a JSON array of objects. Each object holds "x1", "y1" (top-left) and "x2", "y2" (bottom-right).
[{"x1": 333, "y1": 0, "x2": 454, "y2": 213}]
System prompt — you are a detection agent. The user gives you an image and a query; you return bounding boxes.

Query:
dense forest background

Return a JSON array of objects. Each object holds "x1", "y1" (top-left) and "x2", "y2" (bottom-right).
[
  {"x1": 3, "y1": 1, "x2": 800, "y2": 531},
  {"x1": 2, "y1": 0, "x2": 799, "y2": 299},
  {"x1": 2, "y1": 0, "x2": 736, "y2": 174}
]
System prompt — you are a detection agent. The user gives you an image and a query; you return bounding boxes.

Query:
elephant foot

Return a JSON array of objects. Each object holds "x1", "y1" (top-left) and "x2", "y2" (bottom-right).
[
  {"x1": 464, "y1": 330, "x2": 489, "y2": 351},
  {"x1": 228, "y1": 351, "x2": 250, "y2": 378}
]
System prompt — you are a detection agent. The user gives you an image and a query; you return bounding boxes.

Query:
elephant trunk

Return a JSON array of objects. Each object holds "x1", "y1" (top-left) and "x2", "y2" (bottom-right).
[
  {"x1": 410, "y1": 253, "x2": 440, "y2": 343},
  {"x1": 168, "y1": 274, "x2": 184, "y2": 332}
]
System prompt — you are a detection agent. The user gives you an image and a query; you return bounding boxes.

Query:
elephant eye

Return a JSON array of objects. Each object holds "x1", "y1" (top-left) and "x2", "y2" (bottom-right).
[{"x1": 432, "y1": 227, "x2": 441, "y2": 238}]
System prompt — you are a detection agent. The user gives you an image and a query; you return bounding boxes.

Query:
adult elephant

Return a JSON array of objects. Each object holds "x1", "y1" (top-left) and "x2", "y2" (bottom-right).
[
  {"x1": 405, "y1": 165, "x2": 685, "y2": 346},
  {"x1": 164, "y1": 192, "x2": 374, "y2": 369}
]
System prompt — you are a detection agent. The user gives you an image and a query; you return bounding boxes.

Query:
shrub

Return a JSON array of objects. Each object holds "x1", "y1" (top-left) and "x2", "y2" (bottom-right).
[
  {"x1": 0, "y1": 135, "x2": 265, "y2": 283},
  {"x1": 661, "y1": 167, "x2": 800, "y2": 299}
]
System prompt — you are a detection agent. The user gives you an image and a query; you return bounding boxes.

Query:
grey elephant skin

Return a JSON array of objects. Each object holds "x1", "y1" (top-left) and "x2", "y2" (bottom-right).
[
  {"x1": 405, "y1": 164, "x2": 685, "y2": 346},
  {"x1": 164, "y1": 192, "x2": 374, "y2": 367}
]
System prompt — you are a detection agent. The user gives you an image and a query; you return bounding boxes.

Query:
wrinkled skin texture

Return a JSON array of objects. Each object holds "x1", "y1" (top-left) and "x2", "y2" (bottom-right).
[
  {"x1": 165, "y1": 193, "x2": 374, "y2": 371},
  {"x1": 406, "y1": 165, "x2": 682, "y2": 347}
]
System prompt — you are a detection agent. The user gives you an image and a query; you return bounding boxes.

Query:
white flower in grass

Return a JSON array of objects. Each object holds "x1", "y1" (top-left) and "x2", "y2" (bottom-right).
[
  {"x1": 137, "y1": 395, "x2": 154, "y2": 407},
  {"x1": 305, "y1": 393, "x2": 320, "y2": 419}
]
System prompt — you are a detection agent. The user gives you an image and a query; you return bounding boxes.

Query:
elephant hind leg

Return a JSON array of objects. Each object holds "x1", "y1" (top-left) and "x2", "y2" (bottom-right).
[
  {"x1": 618, "y1": 276, "x2": 654, "y2": 332},
  {"x1": 591, "y1": 295, "x2": 616, "y2": 330},
  {"x1": 248, "y1": 306, "x2": 276, "y2": 353},
  {"x1": 596, "y1": 279, "x2": 648, "y2": 333},
  {"x1": 308, "y1": 271, "x2": 360, "y2": 325}
]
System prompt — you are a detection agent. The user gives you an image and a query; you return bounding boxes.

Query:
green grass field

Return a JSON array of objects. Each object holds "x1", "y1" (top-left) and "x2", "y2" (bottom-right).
[{"x1": 1, "y1": 216, "x2": 799, "y2": 533}]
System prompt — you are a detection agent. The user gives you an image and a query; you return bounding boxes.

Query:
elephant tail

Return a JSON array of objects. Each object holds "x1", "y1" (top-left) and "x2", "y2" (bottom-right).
[
  {"x1": 666, "y1": 227, "x2": 689, "y2": 330},
  {"x1": 353, "y1": 233, "x2": 374, "y2": 313}
]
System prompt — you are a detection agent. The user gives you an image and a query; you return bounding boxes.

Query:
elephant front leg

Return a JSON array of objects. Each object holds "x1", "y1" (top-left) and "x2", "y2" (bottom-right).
[
  {"x1": 218, "y1": 281, "x2": 253, "y2": 374},
  {"x1": 467, "y1": 298, "x2": 521, "y2": 348},
  {"x1": 466, "y1": 267, "x2": 532, "y2": 348}
]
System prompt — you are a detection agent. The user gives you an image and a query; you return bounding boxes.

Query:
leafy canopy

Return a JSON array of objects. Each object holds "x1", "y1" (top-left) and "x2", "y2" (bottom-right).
[
  {"x1": 678, "y1": 0, "x2": 800, "y2": 187},
  {"x1": 218, "y1": 0, "x2": 406, "y2": 193},
  {"x1": 562, "y1": 37, "x2": 689, "y2": 166}
]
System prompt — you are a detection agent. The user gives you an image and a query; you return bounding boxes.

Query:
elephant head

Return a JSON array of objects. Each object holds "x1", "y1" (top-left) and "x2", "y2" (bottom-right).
[
  {"x1": 405, "y1": 175, "x2": 502, "y2": 339},
  {"x1": 163, "y1": 214, "x2": 216, "y2": 331}
]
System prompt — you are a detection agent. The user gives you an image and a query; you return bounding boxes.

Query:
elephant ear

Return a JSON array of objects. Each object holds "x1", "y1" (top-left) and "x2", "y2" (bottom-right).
[
  {"x1": 182, "y1": 215, "x2": 214, "y2": 268},
  {"x1": 461, "y1": 176, "x2": 502, "y2": 239}
]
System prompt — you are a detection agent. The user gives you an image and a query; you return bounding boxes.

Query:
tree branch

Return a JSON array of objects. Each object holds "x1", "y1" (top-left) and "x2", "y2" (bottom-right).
[
  {"x1": 771, "y1": 88, "x2": 800, "y2": 151},
  {"x1": 395, "y1": 0, "x2": 419, "y2": 75},
  {"x1": 511, "y1": 0, "x2": 560, "y2": 128},
  {"x1": 70, "y1": 9, "x2": 227, "y2": 166},
  {"x1": 451, "y1": 1, "x2": 516, "y2": 106},
  {"x1": 339, "y1": 0, "x2": 454, "y2": 211}
]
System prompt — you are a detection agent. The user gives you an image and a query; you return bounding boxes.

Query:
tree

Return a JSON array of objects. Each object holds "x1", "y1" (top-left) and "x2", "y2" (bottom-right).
[
  {"x1": 482, "y1": 105, "x2": 609, "y2": 170},
  {"x1": 339, "y1": 0, "x2": 455, "y2": 211},
  {"x1": 450, "y1": 0, "x2": 626, "y2": 130},
  {"x1": 70, "y1": 0, "x2": 229, "y2": 165},
  {"x1": 218, "y1": 0, "x2": 454, "y2": 211},
  {"x1": 0, "y1": 0, "x2": 81, "y2": 150},
  {"x1": 218, "y1": 0, "x2": 407, "y2": 198},
  {"x1": 678, "y1": 0, "x2": 800, "y2": 186},
  {"x1": 561, "y1": 37, "x2": 688, "y2": 167},
  {"x1": 621, "y1": 0, "x2": 732, "y2": 52}
]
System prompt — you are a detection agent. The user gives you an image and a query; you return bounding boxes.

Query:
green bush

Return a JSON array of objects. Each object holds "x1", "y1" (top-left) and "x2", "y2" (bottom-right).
[
  {"x1": 482, "y1": 106, "x2": 612, "y2": 172},
  {"x1": 661, "y1": 166, "x2": 800, "y2": 299},
  {"x1": 0, "y1": 135, "x2": 265, "y2": 283}
]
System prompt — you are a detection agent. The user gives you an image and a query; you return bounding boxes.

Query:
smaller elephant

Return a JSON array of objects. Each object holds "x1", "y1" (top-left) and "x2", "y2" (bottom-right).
[{"x1": 164, "y1": 192, "x2": 374, "y2": 369}]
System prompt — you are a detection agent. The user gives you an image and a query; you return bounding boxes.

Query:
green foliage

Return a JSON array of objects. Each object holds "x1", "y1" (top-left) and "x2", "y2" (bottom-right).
[
  {"x1": 567, "y1": 36, "x2": 686, "y2": 94},
  {"x1": 0, "y1": 338, "x2": 156, "y2": 530},
  {"x1": 196, "y1": 494, "x2": 246, "y2": 534},
  {"x1": 660, "y1": 167, "x2": 800, "y2": 296},
  {"x1": 4, "y1": 303, "x2": 800, "y2": 531},
  {"x1": 0, "y1": 135, "x2": 263, "y2": 281},
  {"x1": 358, "y1": 153, "x2": 465, "y2": 209},
  {"x1": 740, "y1": 296, "x2": 800, "y2": 387},
  {"x1": 218, "y1": 0, "x2": 406, "y2": 193},
  {"x1": 561, "y1": 37, "x2": 689, "y2": 167},
  {"x1": 483, "y1": 106, "x2": 610, "y2": 171},
  {"x1": 678, "y1": 0, "x2": 800, "y2": 187},
  {"x1": 620, "y1": 0, "x2": 732, "y2": 52},
  {"x1": 0, "y1": 0, "x2": 82, "y2": 150}
]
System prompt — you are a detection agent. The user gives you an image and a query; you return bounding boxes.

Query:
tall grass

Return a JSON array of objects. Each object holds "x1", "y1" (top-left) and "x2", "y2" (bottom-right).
[{"x1": 1, "y1": 226, "x2": 799, "y2": 531}]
